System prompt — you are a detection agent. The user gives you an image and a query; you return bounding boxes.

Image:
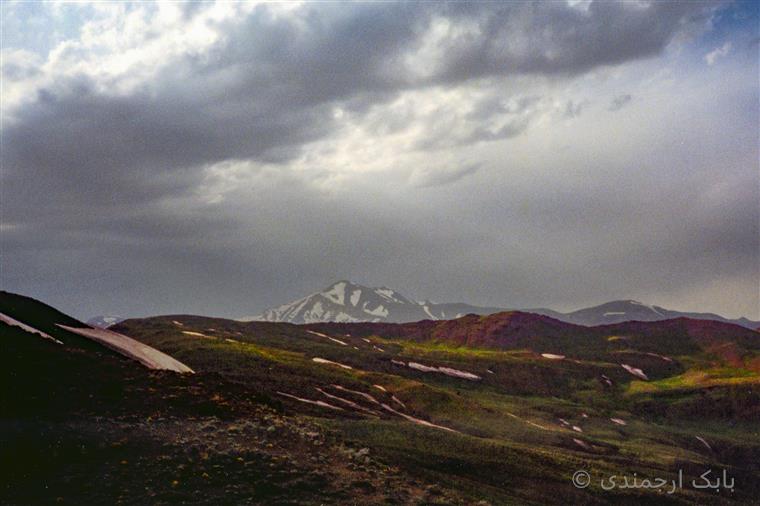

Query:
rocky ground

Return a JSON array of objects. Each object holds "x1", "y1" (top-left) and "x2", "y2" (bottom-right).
[{"x1": 2, "y1": 409, "x2": 472, "y2": 505}]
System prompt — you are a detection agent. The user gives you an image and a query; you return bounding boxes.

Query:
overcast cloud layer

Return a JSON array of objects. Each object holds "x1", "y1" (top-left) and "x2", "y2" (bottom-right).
[{"x1": 1, "y1": 1, "x2": 758, "y2": 320}]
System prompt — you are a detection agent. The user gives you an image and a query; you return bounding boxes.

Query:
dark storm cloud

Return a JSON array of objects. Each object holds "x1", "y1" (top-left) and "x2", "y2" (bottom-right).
[
  {"x1": 416, "y1": 1, "x2": 718, "y2": 81},
  {"x1": 4, "y1": 0, "x2": 717, "y2": 203},
  {"x1": 2, "y1": 76, "x2": 336, "y2": 218},
  {"x1": 3, "y1": 0, "x2": 755, "y2": 320},
  {"x1": 3, "y1": 0, "x2": 716, "y2": 243}
]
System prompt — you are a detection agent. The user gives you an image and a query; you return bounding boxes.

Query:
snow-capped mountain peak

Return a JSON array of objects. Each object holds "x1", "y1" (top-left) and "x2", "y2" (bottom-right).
[
  {"x1": 246, "y1": 281, "x2": 503, "y2": 324},
  {"x1": 86, "y1": 315, "x2": 126, "y2": 328}
]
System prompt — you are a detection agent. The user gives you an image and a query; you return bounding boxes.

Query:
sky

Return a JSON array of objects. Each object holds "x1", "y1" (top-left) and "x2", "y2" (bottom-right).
[{"x1": 1, "y1": 0, "x2": 758, "y2": 321}]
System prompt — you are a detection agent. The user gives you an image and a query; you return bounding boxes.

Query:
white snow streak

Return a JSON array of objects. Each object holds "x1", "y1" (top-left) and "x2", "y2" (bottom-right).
[
  {"x1": 277, "y1": 391, "x2": 344, "y2": 411},
  {"x1": 331, "y1": 384, "x2": 380, "y2": 405},
  {"x1": 380, "y1": 403, "x2": 459, "y2": 433},
  {"x1": 182, "y1": 330, "x2": 212, "y2": 338},
  {"x1": 307, "y1": 330, "x2": 348, "y2": 346},
  {"x1": 621, "y1": 363, "x2": 648, "y2": 380},
  {"x1": 695, "y1": 436, "x2": 712, "y2": 451},
  {"x1": 393, "y1": 360, "x2": 481, "y2": 380},
  {"x1": 312, "y1": 357, "x2": 353, "y2": 370},
  {"x1": 0, "y1": 312, "x2": 63, "y2": 344}
]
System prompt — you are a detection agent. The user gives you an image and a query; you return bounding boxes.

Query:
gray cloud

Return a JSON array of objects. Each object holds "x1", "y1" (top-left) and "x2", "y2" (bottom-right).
[
  {"x1": 413, "y1": 94, "x2": 543, "y2": 151},
  {"x1": 409, "y1": 164, "x2": 481, "y2": 188},
  {"x1": 609, "y1": 94, "x2": 633, "y2": 111},
  {"x1": 2, "y1": 1, "x2": 757, "y2": 321},
  {"x1": 414, "y1": 2, "x2": 716, "y2": 80},
  {"x1": 563, "y1": 100, "x2": 586, "y2": 119},
  {"x1": 3, "y1": 1, "x2": 715, "y2": 226},
  {"x1": 0, "y1": 51, "x2": 42, "y2": 81}
]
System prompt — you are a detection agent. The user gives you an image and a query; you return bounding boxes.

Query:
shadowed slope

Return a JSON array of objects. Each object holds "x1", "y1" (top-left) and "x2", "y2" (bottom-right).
[{"x1": 0, "y1": 291, "x2": 193, "y2": 373}]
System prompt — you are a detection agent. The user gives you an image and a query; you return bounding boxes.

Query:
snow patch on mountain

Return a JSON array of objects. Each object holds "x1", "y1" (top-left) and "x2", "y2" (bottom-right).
[
  {"x1": 324, "y1": 282, "x2": 347, "y2": 305},
  {"x1": 376, "y1": 288, "x2": 402, "y2": 303},
  {"x1": 307, "y1": 330, "x2": 348, "y2": 346},
  {"x1": 364, "y1": 303, "x2": 388, "y2": 318},
  {"x1": 630, "y1": 300, "x2": 664, "y2": 316},
  {"x1": 86, "y1": 315, "x2": 126, "y2": 329},
  {"x1": 397, "y1": 360, "x2": 481, "y2": 381},
  {"x1": 621, "y1": 363, "x2": 648, "y2": 380},
  {"x1": 312, "y1": 357, "x2": 353, "y2": 370},
  {"x1": 0, "y1": 311, "x2": 63, "y2": 344}
]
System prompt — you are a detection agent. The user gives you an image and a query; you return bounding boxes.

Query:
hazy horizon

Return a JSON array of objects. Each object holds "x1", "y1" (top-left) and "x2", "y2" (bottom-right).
[
  {"x1": 2, "y1": 1, "x2": 758, "y2": 321},
  {"x1": 8, "y1": 277, "x2": 757, "y2": 323}
]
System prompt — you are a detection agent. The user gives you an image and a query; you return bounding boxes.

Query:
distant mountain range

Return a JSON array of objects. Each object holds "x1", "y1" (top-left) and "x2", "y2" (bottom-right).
[
  {"x1": 249, "y1": 280, "x2": 760, "y2": 329},
  {"x1": 527, "y1": 300, "x2": 760, "y2": 329}
]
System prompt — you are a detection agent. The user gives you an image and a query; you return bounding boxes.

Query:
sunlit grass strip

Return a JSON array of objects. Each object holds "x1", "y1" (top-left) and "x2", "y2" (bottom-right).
[{"x1": 627, "y1": 368, "x2": 760, "y2": 394}]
